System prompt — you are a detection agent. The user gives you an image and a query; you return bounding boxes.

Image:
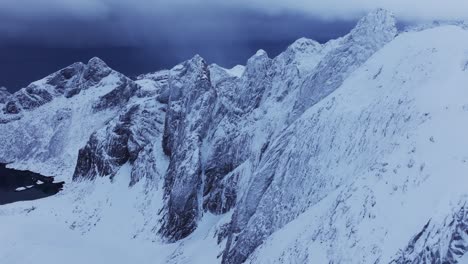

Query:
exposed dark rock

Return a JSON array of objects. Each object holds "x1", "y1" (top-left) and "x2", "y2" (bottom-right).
[
  {"x1": 203, "y1": 168, "x2": 239, "y2": 214},
  {"x1": 159, "y1": 55, "x2": 217, "y2": 241},
  {"x1": 233, "y1": 50, "x2": 272, "y2": 112},
  {"x1": 92, "y1": 77, "x2": 139, "y2": 111},
  {"x1": 4, "y1": 85, "x2": 51, "y2": 115},
  {"x1": 73, "y1": 96, "x2": 164, "y2": 183},
  {"x1": 392, "y1": 204, "x2": 468, "y2": 264},
  {"x1": 83, "y1": 57, "x2": 112, "y2": 83},
  {"x1": 72, "y1": 111, "x2": 133, "y2": 181},
  {"x1": 4, "y1": 100, "x2": 20, "y2": 114}
]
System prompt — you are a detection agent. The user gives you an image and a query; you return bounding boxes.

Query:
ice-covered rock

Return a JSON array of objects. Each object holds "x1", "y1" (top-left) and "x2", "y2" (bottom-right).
[
  {"x1": 72, "y1": 97, "x2": 166, "y2": 185},
  {"x1": 292, "y1": 8, "x2": 397, "y2": 120},
  {"x1": 159, "y1": 55, "x2": 217, "y2": 241},
  {"x1": 393, "y1": 200, "x2": 468, "y2": 263}
]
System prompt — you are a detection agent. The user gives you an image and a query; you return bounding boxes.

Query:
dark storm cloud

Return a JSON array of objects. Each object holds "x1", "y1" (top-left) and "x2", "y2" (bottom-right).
[
  {"x1": 3, "y1": 0, "x2": 468, "y2": 24},
  {"x1": 7, "y1": 0, "x2": 465, "y2": 91},
  {"x1": 0, "y1": 1, "x2": 352, "y2": 47},
  {"x1": 0, "y1": 1, "x2": 355, "y2": 67},
  {"x1": 0, "y1": 0, "x2": 359, "y2": 92}
]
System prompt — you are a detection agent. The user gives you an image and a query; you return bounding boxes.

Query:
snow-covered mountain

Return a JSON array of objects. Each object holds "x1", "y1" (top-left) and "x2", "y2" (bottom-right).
[{"x1": 2, "y1": 8, "x2": 468, "y2": 264}]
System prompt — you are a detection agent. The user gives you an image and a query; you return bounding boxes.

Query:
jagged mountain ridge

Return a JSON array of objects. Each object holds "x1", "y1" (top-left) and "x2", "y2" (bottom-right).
[
  {"x1": 1, "y1": 8, "x2": 468, "y2": 264},
  {"x1": 0, "y1": 57, "x2": 138, "y2": 175}
]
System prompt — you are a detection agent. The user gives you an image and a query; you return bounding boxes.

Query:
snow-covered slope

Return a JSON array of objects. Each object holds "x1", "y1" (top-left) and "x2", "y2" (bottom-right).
[
  {"x1": 228, "y1": 24, "x2": 468, "y2": 264},
  {"x1": 2, "y1": 9, "x2": 468, "y2": 264}
]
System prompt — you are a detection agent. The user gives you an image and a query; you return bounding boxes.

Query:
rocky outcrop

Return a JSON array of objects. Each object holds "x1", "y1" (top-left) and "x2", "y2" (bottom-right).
[
  {"x1": 392, "y1": 203, "x2": 468, "y2": 263},
  {"x1": 233, "y1": 50, "x2": 272, "y2": 112},
  {"x1": 73, "y1": 97, "x2": 166, "y2": 184},
  {"x1": 92, "y1": 77, "x2": 138, "y2": 111},
  {"x1": 200, "y1": 38, "x2": 328, "y2": 216},
  {"x1": 71, "y1": 65, "x2": 172, "y2": 184},
  {"x1": 159, "y1": 55, "x2": 217, "y2": 241}
]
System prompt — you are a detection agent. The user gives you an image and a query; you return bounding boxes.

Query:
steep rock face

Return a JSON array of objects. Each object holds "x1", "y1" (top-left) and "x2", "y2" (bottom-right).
[
  {"x1": 224, "y1": 24, "x2": 468, "y2": 264},
  {"x1": 203, "y1": 40, "x2": 325, "y2": 213},
  {"x1": 92, "y1": 78, "x2": 138, "y2": 111},
  {"x1": 220, "y1": 17, "x2": 406, "y2": 261},
  {"x1": 200, "y1": 54, "x2": 272, "y2": 215},
  {"x1": 201, "y1": 65, "x2": 245, "y2": 214},
  {"x1": 393, "y1": 201, "x2": 468, "y2": 264},
  {"x1": 233, "y1": 50, "x2": 272, "y2": 112},
  {"x1": 72, "y1": 98, "x2": 166, "y2": 184},
  {"x1": 160, "y1": 55, "x2": 217, "y2": 241},
  {"x1": 71, "y1": 67, "x2": 170, "y2": 185},
  {"x1": 292, "y1": 8, "x2": 397, "y2": 119},
  {"x1": 202, "y1": 38, "x2": 329, "y2": 216}
]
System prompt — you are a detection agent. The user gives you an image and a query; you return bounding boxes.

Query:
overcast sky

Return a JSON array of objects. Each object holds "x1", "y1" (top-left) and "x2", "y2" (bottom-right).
[
  {"x1": 3, "y1": 0, "x2": 468, "y2": 23},
  {"x1": 1, "y1": 1, "x2": 467, "y2": 91}
]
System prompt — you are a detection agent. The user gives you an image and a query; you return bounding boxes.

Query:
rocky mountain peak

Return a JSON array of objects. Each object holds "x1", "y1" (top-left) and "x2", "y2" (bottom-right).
[
  {"x1": 173, "y1": 54, "x2": 209, "y2": 78},
  {"x1": 274, "y1": 37, "x2": 325, "y2": 75},
  {"x1": 290, "y1": 9, "x2": 398, "y2": 121},
  {"x1": 166, "y1": 55, "x2": 212, "y2": 104},
  {"x1": 350, "y1": 8, "x2": 397, "y2": 44},
  {"x1": 244, "y1": 49, "x2": 271, "y2": 76},
  {"x1": 287, "y1": 37, "x2": 322, "y2": 54},
  {"x1": 83, "y1": 57, "x2": 113, "y2": 84},
  {"x1": 47, "y1": 57, "x2": 112, "y2": 92},
  {"x1": 247, "y1": 49, "x2": 269, "y2": 66},
  {"x1": 87, "y1": 57, "x2": 108, "y2": 69},
  {"x1": 254, "y1": 49, "x2": 268, "y2": 57},
  {"x1": 1, "y1": 57, "x2": 132, "y2": 116},
  {"x1": 185, "y1": 54, "x2": 209, "y2": 74}
]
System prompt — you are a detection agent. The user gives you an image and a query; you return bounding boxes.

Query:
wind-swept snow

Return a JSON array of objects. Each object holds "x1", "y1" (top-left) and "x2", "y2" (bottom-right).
[{"x1": 233, "y1": 25, "x2": 468, "y2": 264}]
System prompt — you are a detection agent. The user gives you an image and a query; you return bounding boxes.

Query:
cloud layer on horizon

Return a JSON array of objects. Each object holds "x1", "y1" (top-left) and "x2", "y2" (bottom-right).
[
  {"x1": 1, "y1": 0, "x2": 467, "y2": 91},
  {"x1": 3, "y1": 0, "x2": 468, "y2": 21},
  {"x1": 2, "y1": 1, "x2": 467, "y2": 47}
]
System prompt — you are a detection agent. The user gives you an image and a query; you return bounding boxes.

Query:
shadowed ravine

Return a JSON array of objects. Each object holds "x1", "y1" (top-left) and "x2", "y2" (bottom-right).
[{"x1": 0, "y1": 163, "x2": 64, "y2": 205}]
